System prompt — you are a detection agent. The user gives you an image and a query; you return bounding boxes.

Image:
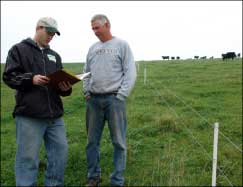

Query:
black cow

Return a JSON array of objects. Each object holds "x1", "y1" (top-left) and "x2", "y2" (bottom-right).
[
  {"x1": 222, "y1": 52, "x2": 236, "y2": 60},
  {"x1": 162, "y1": 56, "x2": 169, "y2": 60},
  {"x1": 176, "y1": 56, "x2": 180, "y2": 60},
  {"x1": 194, "y1": 56, "x2": 199, "y2": 59},
  {"x1": 237, "y1": 53, "x2": 241, "y2": 58},
  {"x1": 171, "y1": 56, "x2": 175, "y2": 60}
]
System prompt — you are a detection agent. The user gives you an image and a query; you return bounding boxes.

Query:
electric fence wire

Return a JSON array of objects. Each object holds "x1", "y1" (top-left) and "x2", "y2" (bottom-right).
[{"x1": 148, "y1": 82, "x2": 234, "y2": 186}]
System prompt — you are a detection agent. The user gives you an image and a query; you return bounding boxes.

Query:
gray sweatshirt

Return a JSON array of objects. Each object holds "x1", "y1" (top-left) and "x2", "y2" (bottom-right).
[{"x1": 83, "y1": 37, "x2": 137, "y2": 101}]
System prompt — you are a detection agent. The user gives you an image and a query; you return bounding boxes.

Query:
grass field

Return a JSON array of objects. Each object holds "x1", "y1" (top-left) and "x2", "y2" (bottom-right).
[{"x1": 1, "y1": 58, "x2": 242, "y2": 186}]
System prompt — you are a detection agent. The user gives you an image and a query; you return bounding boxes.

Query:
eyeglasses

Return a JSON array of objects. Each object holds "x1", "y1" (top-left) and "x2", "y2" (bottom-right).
[
  {"x1": 46, "y1": 31, "x2": 55, "y2": 37},
  {"x1": 40, "y1": 27, "x2": 55, "y2": 37}
]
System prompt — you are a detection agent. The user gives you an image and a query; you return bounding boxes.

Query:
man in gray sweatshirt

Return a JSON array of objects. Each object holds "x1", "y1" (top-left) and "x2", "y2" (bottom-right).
[{"x1": 83, "y1": 14, "x2": 137, "y2": 187}]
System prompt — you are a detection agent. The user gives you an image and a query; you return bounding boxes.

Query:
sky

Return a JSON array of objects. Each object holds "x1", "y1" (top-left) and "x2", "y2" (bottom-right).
[{"x1": 1, "y1": 1, "x2": 242, "y2": 63}]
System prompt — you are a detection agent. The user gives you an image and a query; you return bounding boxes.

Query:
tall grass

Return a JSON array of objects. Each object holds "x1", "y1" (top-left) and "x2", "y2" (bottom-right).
[{"x1": 1, "y1": 58, "x2": 242, "y2": 186}]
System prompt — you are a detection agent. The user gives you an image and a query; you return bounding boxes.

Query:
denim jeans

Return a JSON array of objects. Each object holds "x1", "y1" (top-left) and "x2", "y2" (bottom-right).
[
  {"x1": 86, "y1": 94, "x2": 127, "y2": 186},
  {"x1": 15, "y1": 115, "x2": 68, "y2": 186}
]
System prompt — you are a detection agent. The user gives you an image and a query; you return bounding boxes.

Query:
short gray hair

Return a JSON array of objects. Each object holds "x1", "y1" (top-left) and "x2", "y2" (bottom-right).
[{"x1": 91, "y1": 14, "x2": 110, "y2": 26}]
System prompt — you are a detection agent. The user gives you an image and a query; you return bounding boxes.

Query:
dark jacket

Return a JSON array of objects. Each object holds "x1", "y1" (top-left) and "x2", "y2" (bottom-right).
[{"x1": 2, "y1": 38, "x2": 72, "y2": 118}]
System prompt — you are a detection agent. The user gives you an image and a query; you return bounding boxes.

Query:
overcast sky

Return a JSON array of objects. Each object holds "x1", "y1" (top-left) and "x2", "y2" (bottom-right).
[{"x1": 1, "y1": 1, "x2": 242, "y2": 63}]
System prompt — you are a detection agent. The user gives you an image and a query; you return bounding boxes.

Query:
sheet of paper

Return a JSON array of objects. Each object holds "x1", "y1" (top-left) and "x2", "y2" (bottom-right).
[{"x1": 76, "y1": 72, "x2": 91, "y2": 80}]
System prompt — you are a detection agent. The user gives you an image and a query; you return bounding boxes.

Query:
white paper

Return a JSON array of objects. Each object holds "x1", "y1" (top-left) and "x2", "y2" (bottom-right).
[{"x1": 76, "y1": 72, "x2": 91, "y2": 80}]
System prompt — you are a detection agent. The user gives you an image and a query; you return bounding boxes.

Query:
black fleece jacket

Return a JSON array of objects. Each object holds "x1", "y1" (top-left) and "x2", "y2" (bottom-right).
[{"x1": 2, "y1": 38, "x2": 72, "y2": 118}]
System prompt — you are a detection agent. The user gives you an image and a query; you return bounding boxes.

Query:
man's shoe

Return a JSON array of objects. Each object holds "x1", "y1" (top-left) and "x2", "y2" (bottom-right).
[
  {"x1": 110, "y1": 183, "x2": 124, "y2": 187},
  {"x1": 86, "y1": 178, "x2": 101, "y2": 187}
]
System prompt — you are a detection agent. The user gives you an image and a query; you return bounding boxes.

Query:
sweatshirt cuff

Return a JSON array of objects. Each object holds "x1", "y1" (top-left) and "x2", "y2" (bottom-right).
[{"x1": 116, "y1": 93, "x2": 126, "y2": 101}]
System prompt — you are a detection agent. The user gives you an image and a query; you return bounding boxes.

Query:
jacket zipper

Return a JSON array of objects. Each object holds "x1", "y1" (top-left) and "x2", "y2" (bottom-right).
[{"x1": 41, "y1": 49, "x2": 54, "y2": 118}]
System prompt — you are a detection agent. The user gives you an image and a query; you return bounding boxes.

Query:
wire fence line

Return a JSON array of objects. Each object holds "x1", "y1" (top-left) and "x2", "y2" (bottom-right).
[
  {"x1": 159, "y1": 84, "x2": 242, "y2": 154},
  {"x1": 147, "y1": 82, "x2": 234, "y2": 186},
  {"x1": 137, "y1": 61, "x2": 241, "y2": 185},
  {"x1": 140, "y1": 64, "x2": 242, "y2": 154}
]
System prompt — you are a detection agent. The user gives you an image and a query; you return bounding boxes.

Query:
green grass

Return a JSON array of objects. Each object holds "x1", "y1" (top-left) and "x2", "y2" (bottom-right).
[{"x1": 1, "y1": 58, "x2": 242, "y2": 186}]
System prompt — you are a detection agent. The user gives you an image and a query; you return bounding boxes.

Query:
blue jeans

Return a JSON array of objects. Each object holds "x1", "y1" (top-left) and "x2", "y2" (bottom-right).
[
  {"x1": 86, "y1": 94, "x2": 127, "y2": 186},
  {"x1": 15, "y1": 115, "x2": 68, "y2": 186}
]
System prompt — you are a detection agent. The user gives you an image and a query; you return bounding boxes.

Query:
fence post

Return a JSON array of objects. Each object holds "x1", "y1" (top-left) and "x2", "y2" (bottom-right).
[
  {"x1": 212, "y1": 122, "x2": 219, "y2": 187},
  {"x1": 144, "y1": 66, "x2": 147, "y2": 85}
]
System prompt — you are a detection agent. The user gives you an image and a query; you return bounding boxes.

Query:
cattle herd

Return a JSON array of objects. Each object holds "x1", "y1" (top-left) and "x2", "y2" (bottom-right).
[
  {"x1": 161, "y1": 52, "x2": 241, "y2": 60},
  {"x1": 221, "y1": 52, "x2": 238, "y2": 60},
  {"x1": 162, "y1": 56, "x2": 180, "y2": 60}
]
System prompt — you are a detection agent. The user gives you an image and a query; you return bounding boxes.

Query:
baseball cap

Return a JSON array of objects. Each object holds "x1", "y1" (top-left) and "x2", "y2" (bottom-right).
[{"x1": 37, "y1": 17, "x2": 60, "y2": 36}]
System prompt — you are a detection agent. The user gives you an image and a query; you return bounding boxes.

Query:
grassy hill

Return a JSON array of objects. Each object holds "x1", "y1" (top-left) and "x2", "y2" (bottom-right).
[{"x1": 1, "y1": 58, "x2": 242, "y2": 186}]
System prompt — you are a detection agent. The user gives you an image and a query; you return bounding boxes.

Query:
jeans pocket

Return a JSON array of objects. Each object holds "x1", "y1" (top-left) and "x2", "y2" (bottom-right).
[{"x1": 114, "y1": 96, "x2": 125, "y2": 104}]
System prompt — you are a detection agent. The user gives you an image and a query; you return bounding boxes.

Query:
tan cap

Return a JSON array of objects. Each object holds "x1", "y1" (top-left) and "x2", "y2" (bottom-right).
[{"x1": 37, "y1": 17, "x2": 60, "y2": 36}]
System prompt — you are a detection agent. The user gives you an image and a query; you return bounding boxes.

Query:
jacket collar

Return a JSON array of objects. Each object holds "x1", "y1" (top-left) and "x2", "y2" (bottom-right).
[{"x1": 22, "y1": 37, "x2": 50, "y2": 50}]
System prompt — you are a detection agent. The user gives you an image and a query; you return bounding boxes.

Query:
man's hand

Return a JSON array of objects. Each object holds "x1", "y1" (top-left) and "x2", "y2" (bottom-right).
[
  {"x1": 58, "y1": 81, "x2": 72, "y2": 91},
  {"x1": 85, "y1": 95, "x2": 91, "y2": 101},
  {"x1": 33, "y1": 75, "x2": 50, "y2": 85}
]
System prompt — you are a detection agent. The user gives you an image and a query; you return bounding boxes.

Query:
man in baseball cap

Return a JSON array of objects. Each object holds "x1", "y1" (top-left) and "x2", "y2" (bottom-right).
[
  {"x1": 2, "y1": 16, "x2": 72, "y2": 186},
  {"x1": 37, "y1": 17, "x2": 60, "y2": 35}
]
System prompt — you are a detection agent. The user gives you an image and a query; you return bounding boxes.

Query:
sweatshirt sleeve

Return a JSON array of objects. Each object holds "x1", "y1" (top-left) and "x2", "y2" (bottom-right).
[
  {"x1": 2, "y1": 45, "x2": 34, "y2": 91},
  {"x1": 116, "y1": 42, "x2": 137, "y2": 101}
]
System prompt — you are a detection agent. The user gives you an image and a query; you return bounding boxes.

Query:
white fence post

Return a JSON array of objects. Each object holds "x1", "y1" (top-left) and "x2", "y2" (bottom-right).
[
  {"x1": 212, "y1": 122, "x2": 219, "y2": 187},
  {"x1": 144, "y1": 66, "x2": 147, "y2": 85}
]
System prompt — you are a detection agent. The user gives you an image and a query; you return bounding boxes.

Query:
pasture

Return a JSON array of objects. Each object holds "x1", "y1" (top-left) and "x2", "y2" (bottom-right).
[{"x1": 1, "y1": 58, "x2": 242, "y2": 186}]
